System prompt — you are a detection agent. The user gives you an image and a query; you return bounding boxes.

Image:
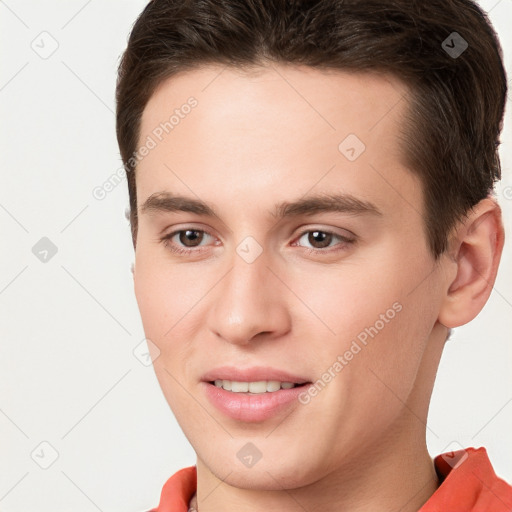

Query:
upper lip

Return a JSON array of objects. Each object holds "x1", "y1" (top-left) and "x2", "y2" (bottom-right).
[{"x1": 202, "y1": 366, "x2": 311, "y2": 384}]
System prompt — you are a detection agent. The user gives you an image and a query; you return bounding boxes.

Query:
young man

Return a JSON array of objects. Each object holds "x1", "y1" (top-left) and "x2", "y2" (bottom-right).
[{"x1": 116, "y1": 0, "x2": 512, "y2": 510}]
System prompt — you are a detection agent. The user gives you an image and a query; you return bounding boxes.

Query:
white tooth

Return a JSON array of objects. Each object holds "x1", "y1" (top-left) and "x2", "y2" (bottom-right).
[
  {"x1": 248, "y1": 381, "x2": 267, "y2": 394},
  {"x1": 231, "y1": 381, "x2": 249, "y2": 392},
  {"x1": 218, "y1": 380, "x2": 299, "y2": 392},
  {"x1": 266, "y1": 380, "x2": 281, "y2": 392}
]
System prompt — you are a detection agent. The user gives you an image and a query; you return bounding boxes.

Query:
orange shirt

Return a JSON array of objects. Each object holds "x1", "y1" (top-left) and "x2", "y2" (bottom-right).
[{"x1": 148, "y1": 447, "x2": 512, "y2": 511}]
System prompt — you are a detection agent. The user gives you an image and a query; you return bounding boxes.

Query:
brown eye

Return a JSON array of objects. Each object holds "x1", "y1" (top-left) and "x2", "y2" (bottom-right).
[
  {"x1": 294, "y1": 229, "x2": 355, "y2": 255},
  {"x1": 160, "y1": 227, "x2": 217, "y2": 256},
  {"x1": 178, "y1": 230, "x2": 204, "y2": 247},
  {"x1": 307, "y1": 231, "x2": 332, "y2": 249}
]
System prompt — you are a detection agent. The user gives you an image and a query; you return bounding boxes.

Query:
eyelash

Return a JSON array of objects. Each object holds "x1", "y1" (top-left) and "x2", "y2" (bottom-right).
[{"x1": 160, "y1": 228, "x2": 356, "y2": 257}]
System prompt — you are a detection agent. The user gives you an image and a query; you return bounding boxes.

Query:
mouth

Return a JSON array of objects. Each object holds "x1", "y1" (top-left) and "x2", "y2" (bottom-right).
[
  {"x1": 201, "y1": 366, "x2": 313, "y2": 421},
  {"x1": 207, "y1": 379, "x2": 310, "y2": 394},
  {"x1": 203, "y1": 379, "x2": 313, "y2": 422}
]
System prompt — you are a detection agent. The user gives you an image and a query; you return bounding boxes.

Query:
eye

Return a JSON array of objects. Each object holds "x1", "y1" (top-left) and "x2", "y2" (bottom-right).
[
  {"x1": 159, "y1": 227, "x2": 356, "y2": 257},
  {"x1": 160, "y1": 228, "x2": 216, "y2": 255},
  {"x1": 293, "y1": 229, "x2": 355, "y2": 254}
]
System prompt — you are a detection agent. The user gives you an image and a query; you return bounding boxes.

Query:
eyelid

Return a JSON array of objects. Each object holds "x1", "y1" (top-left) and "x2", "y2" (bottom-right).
[
  {"x1": 291, "y1": 227, "x2": 356, "y2": 250},
  {"x1": 293, "y1": 225, "x2": 356, "y2": 242},
  {"x1": 164, "y1": 226, "x2": 217, "y2": 247}
]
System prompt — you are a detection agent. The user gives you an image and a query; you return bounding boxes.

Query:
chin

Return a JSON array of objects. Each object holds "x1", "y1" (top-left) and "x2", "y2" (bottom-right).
[{"x1": 200, "y1": 446, "x2": 326, "y2": 491}]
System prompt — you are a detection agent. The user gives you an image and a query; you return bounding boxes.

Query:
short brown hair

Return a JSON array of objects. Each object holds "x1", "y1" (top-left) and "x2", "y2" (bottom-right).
[{"x1": 116, "y1": 0, "x2": 507, "y2": 258}]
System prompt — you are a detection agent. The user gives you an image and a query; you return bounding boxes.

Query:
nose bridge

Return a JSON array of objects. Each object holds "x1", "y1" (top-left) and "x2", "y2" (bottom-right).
[
  {"x1": 207, "y1": 245, "x2": 289, "y2": 344},
  {"x1": 234, "y1": 250, "x2": 274, "y2": 304}
]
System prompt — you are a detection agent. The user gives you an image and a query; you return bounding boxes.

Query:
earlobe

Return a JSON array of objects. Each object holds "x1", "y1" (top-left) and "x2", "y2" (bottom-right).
[{"x1": 438, "y1": 198, "x2": 504, "y2": 329}]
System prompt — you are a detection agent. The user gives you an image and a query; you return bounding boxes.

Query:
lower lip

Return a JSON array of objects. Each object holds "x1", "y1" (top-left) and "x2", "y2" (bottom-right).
[{"x1": 202, "y1": 382, "x2": 311, "y2": 422}]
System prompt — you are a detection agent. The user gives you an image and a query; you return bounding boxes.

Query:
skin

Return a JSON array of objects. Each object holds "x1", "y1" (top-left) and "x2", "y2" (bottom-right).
[{"x1": 132, "y1": 64, "x2": 504, "y2": 512}]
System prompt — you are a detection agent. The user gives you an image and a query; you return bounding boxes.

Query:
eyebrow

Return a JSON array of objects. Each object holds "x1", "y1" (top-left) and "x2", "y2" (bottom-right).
[{"x1": 139, "y1": 191, "x2": 383, "y2": 219}]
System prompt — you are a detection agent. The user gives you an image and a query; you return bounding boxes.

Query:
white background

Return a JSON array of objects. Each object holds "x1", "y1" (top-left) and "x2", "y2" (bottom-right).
[{"x1": 0, "y1": 1, "x2": 511, "y2": 510}]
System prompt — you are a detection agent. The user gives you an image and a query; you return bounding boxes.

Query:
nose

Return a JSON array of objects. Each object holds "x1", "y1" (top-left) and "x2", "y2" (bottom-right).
[{"x1": 206, "y1": 250, "x2": 292, "y2": 346}]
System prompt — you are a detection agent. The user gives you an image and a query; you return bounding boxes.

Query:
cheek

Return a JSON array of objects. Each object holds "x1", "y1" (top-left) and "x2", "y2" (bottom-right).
[
  {"x1": 296, "y1": 251, "x2": 436, "y2": 406},
  {"x1": 133, "y1": 269, "x2": 170, "y2": 344},
  {"x1": 289, "y1": 258, "x2": 404, "y2": 346},
  {"x1": 134, "y1": 259, "x2": 206, "y2": 424},
  {"x1": 133, "y1": 245, "x2": 202, "y2": 342},
  {"x1": 133, "y1": 249, "x2": 211, "y2": 400}
]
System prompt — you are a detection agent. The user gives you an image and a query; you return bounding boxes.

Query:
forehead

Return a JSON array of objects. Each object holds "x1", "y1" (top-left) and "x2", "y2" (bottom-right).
[
  {"x1": 136, "y1": 64, "x2": 421, "y2": 225},
  {"x1": 140, "y1": 64, "x2": 410, "y2": 151}
]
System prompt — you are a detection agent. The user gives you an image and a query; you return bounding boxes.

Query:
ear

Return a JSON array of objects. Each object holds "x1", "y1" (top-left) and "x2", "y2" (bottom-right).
[{"x1": 438, "y1": 197, "x2": 505, "y2": 329}]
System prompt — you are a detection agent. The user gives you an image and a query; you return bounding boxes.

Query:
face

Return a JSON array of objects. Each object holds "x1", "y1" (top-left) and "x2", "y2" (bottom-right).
[{"x1": 133, "y1": 64, "x2": 449, "y2": 489}]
